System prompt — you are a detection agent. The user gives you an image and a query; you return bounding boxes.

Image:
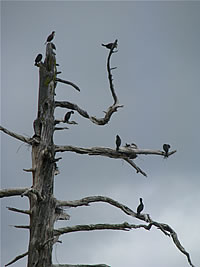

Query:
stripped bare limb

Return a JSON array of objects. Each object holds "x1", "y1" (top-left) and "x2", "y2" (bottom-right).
[
  {"x1": 23, "y1": 168, "x2": 35, "y2": 173},
  {"x1": 0, "y1": 125, "x2": 32, "y2": 144},
  {"x1": 56, "y1": 196, "x2": 194, "y2": 267},
  {"x1": 106, "y1": 39, "x2": 118, "y2": 104},
  {"x1": 5, "y1": 251, "x2": 28, "y2": 266},
  {"x1": 11, "y1": 225, "x2": 30, "y2": 229},
  {"x1": 55, "y1": 40, "x2": 123, "y2": 126},
  {"x1": 52, "y1": 264, "x2": 110, "y2": 267},
  {"x1": 54, "y1": 119, "x2": 77, "y2": 125},
  {"x1": 124, "y1": 158, "x2": 147, "y2": 177},
  {"x1": 7, "y1": 206, "x2": 31, "y2": 215},
  {"x1": 54, "y1": 222, "x2": 150, "y2": 236},
  {"x1": 0, "y1": 188, "x2": 28, "y2": 198},
  {"x1": 55, "y1": 78, "x2": 80, "y2": 92},
  {"x1": 54, "y1": 127, "x2": 69, "y2": 131},
  {"x1": 21, "y1": 187, "x2": 44, "y2": 201},
  {"x1": 55, "y1": 145, "x2": 176, "y2": 176}
]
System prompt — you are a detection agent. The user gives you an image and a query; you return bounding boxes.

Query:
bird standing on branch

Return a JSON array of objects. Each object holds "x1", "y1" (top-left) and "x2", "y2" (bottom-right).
[
  {"x1": 116, "y1": 135, "x2": 121, "y2": 151},
  {"x1": 34, "y1": 54, "x2": 42, "y2": 66},
  {"x1": 163, "y1": 144, "x2": 171, "y2": 157},
  {"x1": 64, "y1": 111, "x2": 74, "y2": 123},
  {"x1": 137, "y1": 198, "x2": 144, "y2": 215},
  {"x1": 45, "y1": 31, "x2": 55, "y2": 44},
  {"x1": 102, "y1": 42, "x2": 117, "y2": 50}
]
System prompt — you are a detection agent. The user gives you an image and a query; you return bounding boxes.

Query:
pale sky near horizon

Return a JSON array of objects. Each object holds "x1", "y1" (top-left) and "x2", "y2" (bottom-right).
[{"x1": 1, "y1": 1, "x2": 200, "y2": 267}]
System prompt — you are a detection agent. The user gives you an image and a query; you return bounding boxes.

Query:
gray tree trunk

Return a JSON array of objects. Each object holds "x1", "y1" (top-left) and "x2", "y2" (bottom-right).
[{"x1": 28, "y1": 44, "x2": 56, "y2": 267}]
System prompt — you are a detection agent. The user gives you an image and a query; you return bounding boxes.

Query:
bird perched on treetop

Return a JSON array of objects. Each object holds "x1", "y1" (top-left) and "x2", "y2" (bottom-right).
[
  {"x1": 163, "y1": 144, "x2": 171, "y2": 158},
  {"x1": 64, "y1": 111, "x2": 74, "y2": 123},
  {"x1": 34, "y1": 54, "x2": 42, "y2": 66},
  {"x1": 116, "y1": 135, "x2": 121, "y2": 151},
  {"x1": 45, "y1": 31, "x2": 55, "y2": 44},
  {"x1": 102, "y1": 42, "x2": 117, "y2": 50},
  {"x1": 137, "y1": 198, "x2": 144, "y2": 215}
]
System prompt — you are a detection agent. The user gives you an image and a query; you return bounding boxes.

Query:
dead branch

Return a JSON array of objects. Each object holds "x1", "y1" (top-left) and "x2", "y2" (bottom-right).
[
  {"x1": 56, "y1": 78, "x2": 80, "y2": 92},
  {"x1": 106, "y1": 39, "x2": 118, "y2": 104},
  {"x1": 0, "y1": 125, "x2": 32, "y2": 144},
  {"x1": 54, "y1": 222, "x2": 149, "y2": 236},
  {"x1": 12, "y1": 225, "x2": 30, "y2": 229},
  {"x1": 124, "y1": 158, "x2": 147, "y2": 177},
  {"x1": 55, "y1": 145, "x2": 176, "y2": 176},
  {"x1": 0, "y1": 188, "x2": 28, "y2": 198},
  {"x1": 5, "y1": 251, "x2": 28, "y2": 266},
  {"x1": 23, "y1": 168, "x2": 35, "y2": 173},
  {"x1": 55, "y1": 40, "x2": 123, "y2": 126},
  {"x1": 7, "y1": 206, "x2": 31, "y2": 215},
  {"x1": 54, "y1": 127, "x2": 69, "y2": 131},
  {"x1": 56, "y1": 195, "x2": 194, "y2": 267}
]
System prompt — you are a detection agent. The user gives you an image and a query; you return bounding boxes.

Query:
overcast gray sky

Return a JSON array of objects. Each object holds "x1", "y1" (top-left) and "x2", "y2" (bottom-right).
[{"x1": 1, "y1": 1, "x2": 200, "y2": 267}]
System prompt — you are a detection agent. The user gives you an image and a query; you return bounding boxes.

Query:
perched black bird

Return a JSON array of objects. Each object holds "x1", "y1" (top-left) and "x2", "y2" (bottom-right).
[
  {"x1": 137, "y1": 198, "x2": 144, "y2": 215},
  {"x1": 116, "y1": 135, "x2": 121, "y2": 151},
  {"x1": 163, "y1": 144, "x2": 171, "y2": 157},
  {"x1": 102, "y1": 42, "x2": 117, "y2": 50},
  {"x1": 34, "y1": 54, "x2": 42, "y2": 66},
  {"x1": 45, "y1": 31, "x2": 55, "y2": 44},
  {"x1": 64, "y1": 111, "x2": 74, "y2": 123}
]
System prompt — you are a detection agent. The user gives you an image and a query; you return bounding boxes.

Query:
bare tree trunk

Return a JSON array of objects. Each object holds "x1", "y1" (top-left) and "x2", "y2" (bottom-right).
[{"x1": 28, "y1": 44, "x2": 56, "y2": 267}]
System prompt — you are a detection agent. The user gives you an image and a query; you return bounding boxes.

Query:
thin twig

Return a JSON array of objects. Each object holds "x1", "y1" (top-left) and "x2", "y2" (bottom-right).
[
  {"x1": 0, "y1": 125, "x2": 32, "y2": 144},
  {"x1": 7, "y1": 206, "x2": 31, "y2": 215},
  {"x1": 5, "y1": 251, "x2": 28, "y2": 266},
  {"x1": 56, "y1": 78, "x2": 80, "y2": 92}
]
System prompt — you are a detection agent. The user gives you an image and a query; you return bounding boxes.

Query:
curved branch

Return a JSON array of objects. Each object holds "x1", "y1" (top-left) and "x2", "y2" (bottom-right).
[
  {"x1": 0, "y1": 188, "x2": 29, "y2": 198},
  {"x1": 55, "y1": 78, "x2": 80, "y2": 92},
  {"x1": 106, "y1": 39, "x2": 118, "y2": 104},
  {"x1": 55, "y1": 101, "x2": 123, "y2": 126},
  {"x1": 0, "y1": 125, "x2": 32, "y2": 144},
  {"x1": 56, "y1": 195, "x2": 194, "y2": 267},
  {"x1": 55, "y1": 40, "x2": 122, "y2": 126}
]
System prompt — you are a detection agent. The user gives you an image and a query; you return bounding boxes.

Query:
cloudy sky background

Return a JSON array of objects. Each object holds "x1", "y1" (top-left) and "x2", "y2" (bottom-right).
[{"x1": 1, "y1": 1, "x2": 200, "y2": 267}]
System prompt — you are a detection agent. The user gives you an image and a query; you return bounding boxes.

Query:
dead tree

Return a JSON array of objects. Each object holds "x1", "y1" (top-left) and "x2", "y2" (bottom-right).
[{"x1": 0, "y1": 37, "x2": 195, "y2": 267}]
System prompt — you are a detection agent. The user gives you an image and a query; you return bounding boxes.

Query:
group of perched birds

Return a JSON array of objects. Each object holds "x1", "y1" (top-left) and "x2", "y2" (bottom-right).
[{"x1": 34, "y1": 31, "x2": 56, "y2": 66}]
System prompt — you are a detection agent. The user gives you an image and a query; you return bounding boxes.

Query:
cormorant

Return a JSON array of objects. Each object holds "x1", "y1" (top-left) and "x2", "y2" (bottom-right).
[
  {"x1": 116, "y1": 135, "x2": 121, "y2": 151},
  {"x1": 64, "y1": 111, "x2": 74, "y2": 122},
  {"x1": 163, "y1": 144, "x2": 171, "y2": 157},
  {"x1": 102, "y1": 42, "x2": 117, "y2": 50},
  {"x1": 137, "y1": 198, "x2": 144, "y2": 215},
  {"x1": 34, "y1": 54, "x2": 42, "y2": 66},
  {"x1": 45, "y1": 31, "x2": 55, "y2": 44}
]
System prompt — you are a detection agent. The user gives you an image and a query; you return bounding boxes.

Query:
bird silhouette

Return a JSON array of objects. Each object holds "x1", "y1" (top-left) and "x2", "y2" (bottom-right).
[
  {"x1": 116, "y1": 135, "x2": 121, "y2": 151},
  {"x1": 102, "y1": 42, "x2": 117, "y2": 50},
  {"x1": 34, "y1": 54, "x2": 42, "y2": 66},
  {"x1": 137, "y1": 198, "x2": 144, "y2": 215},
  {"x1": 163, "y1": 144, "x2": 171, "y2": 157},
  {"x1": 45, "y1": 31, "x2": 55, "y2": 44},
  {"x1": 64, "y1": 111, "x2": 74, "y2": 123}
]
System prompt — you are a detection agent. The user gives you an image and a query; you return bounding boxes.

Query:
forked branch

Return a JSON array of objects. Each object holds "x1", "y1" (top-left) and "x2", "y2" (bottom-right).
[
  {"x1": 55, "y1": 40, "x2": 123, "y2": 126},
  {"x1": 56, "y1": 195, "x2": 194, "y2": 267},
  {"x1": 55, "y1": 145, "x2": 176, "y2": 176}
]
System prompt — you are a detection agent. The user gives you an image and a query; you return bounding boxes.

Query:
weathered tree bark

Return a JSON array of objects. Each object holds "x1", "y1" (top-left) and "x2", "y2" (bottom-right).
[{"x1": 27, "y1": 43, "x2": 57, "y2": 267}]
